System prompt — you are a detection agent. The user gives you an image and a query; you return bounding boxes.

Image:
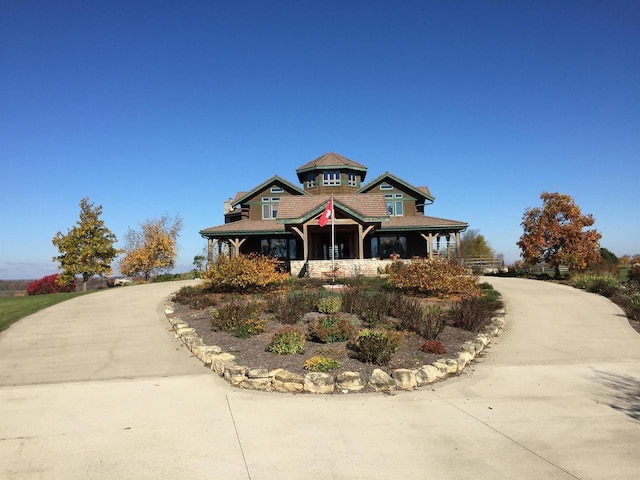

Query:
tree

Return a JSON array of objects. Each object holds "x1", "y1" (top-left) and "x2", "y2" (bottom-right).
[
  {"x1": 517, "y1": 192, "x2": 601, "y2": 277},
  {"x1": 458, "y1": 229, "x2": 494, "y2": 258},
  {"x1": 119, "y1": 214, "x2": 183, "y2": 281},
  {"x1": 52, "y1": 198, "x2": 120, "y2": 291}
]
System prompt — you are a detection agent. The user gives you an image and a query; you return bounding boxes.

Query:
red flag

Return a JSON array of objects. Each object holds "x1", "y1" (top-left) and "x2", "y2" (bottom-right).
[{"x1": 318, "y1": 199, "x2": 333, "y2": 227}]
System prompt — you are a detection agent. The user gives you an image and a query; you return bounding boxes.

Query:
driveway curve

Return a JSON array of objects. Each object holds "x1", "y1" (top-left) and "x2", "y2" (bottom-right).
[{"x1": 1, "y1": 278, "x2": 639, "y2": 479}]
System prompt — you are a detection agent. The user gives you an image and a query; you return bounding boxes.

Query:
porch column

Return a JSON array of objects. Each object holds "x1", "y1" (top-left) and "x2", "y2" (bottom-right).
[
  {"x1": 446, "y1": 235, "x2": 451, "y2": 258},
  {"x1": 303, "y1": 224, "x2": 309, "y2": 261},
  {"x1": 455, "y1": 232, "x2": 461, "y2": 255},
  {"x1": 428, "y1": 233, "x2": 433, "y2": 259},
  {"x1": 207, "y1": 238, "x2": 214, "y2": 264},
  {"x1": 358, "y1": 224, "x2": 364, "y2": 260}
]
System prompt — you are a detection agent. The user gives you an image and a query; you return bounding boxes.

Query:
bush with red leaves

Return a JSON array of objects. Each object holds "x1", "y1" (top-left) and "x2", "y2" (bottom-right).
[{"x1": 27, "y1": 274, "x2": 76, "y2": 295}]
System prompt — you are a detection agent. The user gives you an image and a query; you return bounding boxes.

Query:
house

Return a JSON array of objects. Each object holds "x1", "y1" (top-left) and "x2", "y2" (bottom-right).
[{"x1": 200, "y1": 152, "x2": 468, "y2": 277}]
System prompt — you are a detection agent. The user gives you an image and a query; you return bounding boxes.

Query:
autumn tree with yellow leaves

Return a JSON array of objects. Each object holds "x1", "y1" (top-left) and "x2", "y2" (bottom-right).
[
  {"x1": 120, "y1": 214, "x2": 183, "y2": 281},
  {"x1": 52, "y1": 197, "x2": 120, "y2": 291},
  {"x1": 517, "y1": 192, "x2": 601, "y2": 277}
]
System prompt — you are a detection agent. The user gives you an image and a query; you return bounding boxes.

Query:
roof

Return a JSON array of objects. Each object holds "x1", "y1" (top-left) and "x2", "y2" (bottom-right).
[
  {"x1": 277, "y1": 194, "x2": 389, "y2": 223},
  {"x1": 358, "y1": 171, "x2": 434, "y2": 203},
  {"x1": 295, "y1": 152, "x2": 368, "y2": 180},
  {"x1": 379, "y1": 215, "x2": 468, "y2": 232},
  {"x1": 200, "y1": 220, "x2": 286, "y2": 237},
  {"x1": 232, "y1": 175, "x2": 307, "y2": 207}
]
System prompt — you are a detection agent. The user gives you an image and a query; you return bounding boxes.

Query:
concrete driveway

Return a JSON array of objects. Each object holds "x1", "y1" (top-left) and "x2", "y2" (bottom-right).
[{"x1": 1, "y1": 278, "x2": 639, "y2": 479}]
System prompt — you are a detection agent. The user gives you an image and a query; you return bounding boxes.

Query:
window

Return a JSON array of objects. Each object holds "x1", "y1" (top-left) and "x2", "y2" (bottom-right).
[
  {"x1": 323, "y1": 170, "x2": 341, "y2": 186},
  {"x1": 371, "y1": 236, "x2": 407, "y2": 258},
  {"x1": 385, "y1": 193, "x2": 403, "y2": 216},
  {"x1": 259, "y1": 238, "x2": 297, "y2": 260},
  {"x1": 348, "y1": 173, "x2": 357, "y2": 187},
  {"x1": 380, "y1": 183, "x2": 393, "y2": 190},
  {"x1": 306, "y1": 173, "x2": 316, "y2": 188},
  {"x1": 271, "y1": 186, "x2": 284, "y2": 193},
  {"x1": 261, "y1": 197, "x2": 279, "y2": 219}
]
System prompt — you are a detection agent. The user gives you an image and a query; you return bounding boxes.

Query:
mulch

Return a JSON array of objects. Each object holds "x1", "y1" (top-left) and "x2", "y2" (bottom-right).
[{"x1": 172, "y1": 302, "x2": 479, "y2": 380}]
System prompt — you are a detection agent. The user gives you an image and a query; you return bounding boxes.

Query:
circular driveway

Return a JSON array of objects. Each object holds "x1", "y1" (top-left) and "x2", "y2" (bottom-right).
[{"x1": 1, "y1": 278, "x2": 639, "y2": 479}]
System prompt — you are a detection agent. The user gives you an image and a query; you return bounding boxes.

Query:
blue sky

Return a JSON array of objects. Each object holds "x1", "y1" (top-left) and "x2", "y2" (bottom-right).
[{"x1": 1, "y1": 1, "x2": 638, "y2": 279}]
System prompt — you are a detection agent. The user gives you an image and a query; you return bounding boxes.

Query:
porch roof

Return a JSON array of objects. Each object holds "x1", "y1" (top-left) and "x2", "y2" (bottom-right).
[
  {"x1": 200, "y1": 220, "x2": 287, "y2": 237},
  {"x1": 379, "y1": 215, "x2": 468, "y2": 232}
]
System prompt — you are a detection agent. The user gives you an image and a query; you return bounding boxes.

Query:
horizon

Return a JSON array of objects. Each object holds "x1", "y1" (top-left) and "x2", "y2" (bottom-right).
[{"x1": 1, "y1": 1, "x2": 639, "y2": 280}]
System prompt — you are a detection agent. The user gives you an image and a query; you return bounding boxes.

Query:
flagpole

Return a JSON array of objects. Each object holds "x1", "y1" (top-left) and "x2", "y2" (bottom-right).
[{"x1": 330, "y1": 194, "x2": 335, "y2": 281}]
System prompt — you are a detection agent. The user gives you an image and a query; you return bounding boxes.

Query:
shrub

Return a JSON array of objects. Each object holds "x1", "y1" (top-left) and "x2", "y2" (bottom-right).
[
  {"x1": 420, "y1": 340, "x2": 447, "y2": 355},
  {"x1": 27, "y1": 274, "x2": 76, "y2": 295},
  {"x1": 388, "y1": 259, "x2": 479, "y2": 297},
  {"x1": 308, "y1": 316, "x2": 356, "y2": 343},
  {"x1": 450, "y1": 294, "x2": 500, "y2": 332},
  {"x1": 267, "y1": 327, "x2": 306, "y2": 355},
  {"x1": 570, "y1": 273, "x2": 619, "y2": 297},
  {"x1": 349, "y1": 329, "x2": 403, "y2": 366},
  {"x1": 394, "y1": 298, "x2": 446, "y2": 340},
  {"x1": 211, "y1": 297, "x2": 264, "y2": 338},
  {"x1": 628, "y1": 264, "x2": 640, "y2": 283},
  {"x1": 266, "y1": 290, "x2": 321, "y2": 324},
  {"x1": 172, "y1": 285, "x2": 219, "y2": 309},
  {"x1": 612, "y1": 292, "x2": 640, "y2": 321},
  {"x1": 317, "y1": 295, "x2": 342, "y2": 314},
  {"x1": 303, "y1": 356, "x2": 340, "y2": 372},
  {"x1": 203, "y1": 254, "x2": 288, "y2": 292}
]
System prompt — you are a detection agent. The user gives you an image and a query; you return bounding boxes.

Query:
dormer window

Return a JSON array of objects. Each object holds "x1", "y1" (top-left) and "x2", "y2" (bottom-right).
[
  {"x1": 323, "y1": 171, "x2": 341, "y2": 186},
  {"x1": 306, "y1": 173, "x2": 316, "y2": 188},
  {"x1": 348, "y1": 173, "x2": 357, "y2": 187}
]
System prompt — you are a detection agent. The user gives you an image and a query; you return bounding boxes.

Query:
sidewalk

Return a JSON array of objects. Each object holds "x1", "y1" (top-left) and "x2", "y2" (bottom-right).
[{"x1": 1, "y1": 278, "x2": 639, "y2": 479}]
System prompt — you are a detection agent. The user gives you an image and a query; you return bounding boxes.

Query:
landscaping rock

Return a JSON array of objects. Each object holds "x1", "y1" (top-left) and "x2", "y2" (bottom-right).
[
  {"x1": 457, "y1": 352, "x2": 474, "y2": 370},
  {"x1": 272, "y1": 369, "x2": 304, "y2": 393},
  {"x1": 242, "y1": 377, "x2": 272, "y2": 390},
  {"x1": 224, "y1": 365, "x2": 247, "y2": 385},
  {"x1": 247, "y1": 368, "x2": 270, "y2": 379},
  {"x1": 460, "y1": 342, "x2": 476, "y2": 355},
  {"x1": 193, "y1": 345, "x2": 223, "y2": 364},
  {"x1": 369, "y1": 369, "x2": 395, "y2": 391},
  {"x1": 175, "y1": 327, "x2": 196, "y2": 336},
  {"x1": 336, "y1": 371, "x2": 364, "y2": 392},
  {"x1": 392, "y1": 369, "x2": 417, "y2": 390},
  {"x1": 415, "y1": 365, "x2": 441, "y2": 385},
  {"x1": 444, "y1": 359, "x2": 459, "y2": 374},
  {"x1": 211, "y1": 353, "x2": 236, "y2": 376},
  {"x1": 304, "y1": 372, "x2": 335, "y2": 394}
]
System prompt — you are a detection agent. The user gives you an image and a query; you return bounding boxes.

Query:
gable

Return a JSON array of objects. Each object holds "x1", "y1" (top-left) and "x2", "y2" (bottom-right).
[
  {"x1": 232, "y1": 175, "x2": 307, "y2": 207},
  {"x1": 277, "y1": 194, "x2": 389, "y2": 224},
  {"x1": 358, "y1": 172, "x2": 434, "y2": 204}
]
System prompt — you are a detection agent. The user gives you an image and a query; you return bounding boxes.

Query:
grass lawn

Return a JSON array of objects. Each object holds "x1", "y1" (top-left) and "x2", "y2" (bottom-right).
[{"x1": 0, "y1": 291, "x2": 92, "y2": 332}]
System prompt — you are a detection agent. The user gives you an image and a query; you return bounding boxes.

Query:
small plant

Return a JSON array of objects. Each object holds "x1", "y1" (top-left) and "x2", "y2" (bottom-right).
[
  {"x1": 303, "y1": 356, "x2": 340, "y2": 372},
  {"x1": 27, "y1": 274, "x2": 76, "y2": 295},
  {"x1": 267, "y1": 290, "x2": 322, "y2": 324},
  {"x1": 394, "y1": 297, "x2": 446, "y2": 340},
  {"x1": 173, "y1": 285, "x2": 219, "y2": 309},
  {"x1": 349, "y1": 329, "x2": 403, "y2": 366},
  {"x1": 211, "y1": 297, "x2": 264, "y2": 338},
  {"x1": 450, "y1": 294, "x2": 501, "y2": 332},
  {"x1": 308, "y1": 316, "x2": 356, "y2": 343},
  {"x1": 420, "y1": 340, "x2": 446, "y2": 355},
  {"x1": 317, "y1": 295, "x2": 342, "y2": 314},
  {"x1": 267, "y1": 327, "x2": 306, "y2": 355}
]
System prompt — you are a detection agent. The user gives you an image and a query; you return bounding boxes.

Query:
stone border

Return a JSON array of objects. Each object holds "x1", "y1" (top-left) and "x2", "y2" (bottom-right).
[{"x1": 164, "y1": 299, "x2": 506, "y2": 394}]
